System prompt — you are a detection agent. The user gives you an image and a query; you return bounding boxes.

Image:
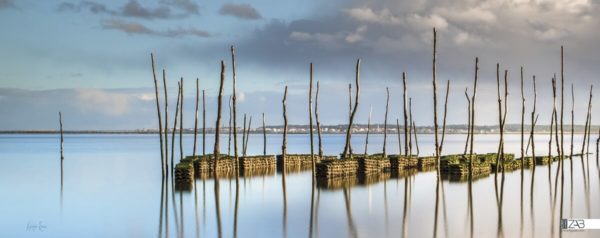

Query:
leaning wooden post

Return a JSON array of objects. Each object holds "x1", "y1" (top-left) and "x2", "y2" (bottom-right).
[
  {"x1": 559, "y1": 46, "x2": 565, "y2": 223},
  {"x1": 464, "y1": 88, "x2": 471, "y2": 155},
  {"x1": 520, "y1": 67, "x2": 525, "y2": 169},
  {"x1": 262, "y1": 113, "x2": 267, "y2": 156},
  {"x1": 193, "y1": 78, "x2": 200, "y2": 157},
  {"x1": 582, "y1": 86, "x2": 593, "y2": 155},
  {"x1": 383, "y1": 87, "x2": 390, "y2": 157},
  {"x1": 408, "y1": 97, "x2": 413, "y2": 156},
  {"x1": 309, "y1": 63, "x2": 315, "y2": 175},
  {"x1": 432, "y1": 28, "x2": 441, "y2": 169},
  {"x1": 244, "y1": 116, "x2": 252, "y2": 156},
  {"x1": 347, "y1": 84, "x2": 353, "y2": 155},
  {"x1": 228, "y1": 96, "x2": 232, "y2": 156},
  {"x1": 171, "y1": 82, "x2": 182, "y2": 171},
  {"x1": 495, "y1": 64, "x2": 503, "y2": 174},
  {"x1": 151, "y1": 54, "x2": 165, "y2": 178},
  {"x1": 162, "y1": 70, "x2": 169, "y2": 173},
  {"x1": 396, "y1": 119, "x2": 402, "y2": 154},
  {"x1": 530, "y1": 76, "x2": 537, "y2": 173},
  {"x1": 214, "y1": 61, "x2": 226, "y2": 172},
  {"x1": 469, "y1": 58, "x2": 479, "y2": 173},
  {"x1": 231, "y1": 46, "x2": 239, "y2": 165},
  {"x1": 59, "y1": 112, "x2": 64, "y2": 160},
  {"x1": 315, "y1": 81, "x2": 324, "y2": 157},
  {"x1": 242, "y1": 114, "x2": 247, "y2": 156},
  {"x1": 179, "y1": 79, "x2": 184, "y2": 160},
  {"x1": 402, "y1": 72, "x2": 409, "y2": 156},
  {"x1": 203, "y1": 90, "x2": 206, "y2": 156},
  {"x1": 282, "y1": 86, "x2": 289, "y2": 165},
  {"x1": 342, "y1": 59, "x2": 361, "y2": 159},
  {"x1": 440, "y1": 80, "x2": 450, "y2": 153},
  {"x1": 413, "y1": 121, "x2": 420, "y2": 156},
  {"x1": 365, "y1": 105, "x2": 372, "y2": 155}
]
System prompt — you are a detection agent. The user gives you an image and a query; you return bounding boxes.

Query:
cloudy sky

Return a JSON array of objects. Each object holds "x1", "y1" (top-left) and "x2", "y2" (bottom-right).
[{"x1": 0, "y1": 0, "x2": 599, "y2": 130}]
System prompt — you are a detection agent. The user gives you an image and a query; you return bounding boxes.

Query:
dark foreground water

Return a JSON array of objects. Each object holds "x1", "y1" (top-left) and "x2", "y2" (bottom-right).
[{"x1": 0, "y1": 134, "x2": 598, "y2": 237}]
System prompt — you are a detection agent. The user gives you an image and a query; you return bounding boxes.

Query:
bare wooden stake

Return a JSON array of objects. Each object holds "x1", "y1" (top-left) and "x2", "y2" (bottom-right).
[
  {"x1": 582, "y1": 86, "x2": 593, "y2": 155},
  {"x1": 179, "y1": 78, "x2": 184, "y2": 160},
  {"x1": 530, "y1": 76, "x2": 537, "y2": 173},
  {"x1": 203, "y1": 90, "x2": 206, "y2": 156},
  {"x1": 214, "y1": 61, "x2": 226, "y2": 171},
  {"x1": 432, "y1": 28, "x2": 441, "y2": 169},
  {"x1": 262, "y1": 113, "x2": 267, "y2": 156},
  {"x1": 440, "y1": 80, "x2": 450, "y2": 153},
  {"x1": 231, "y1": 46, "x2": 239, "y2": 165},
  {"x1": 403, "y1": 72, "x2": 409, "y2": 156},
  {"x1": 396, "y1": 119, "x2": 402, "y2": 154},
  {"x1": 244, "y1": 116, "x2": 252, "y2": 156},
  {"x1": 520, "y1": 67, "x2": 525, "y2": 169},
  {"x1": 464, "y1": 88, "x2": 471, "y2": 155},
  {"x1": 559, "y1": 46, "x2": 565, "y2": 223},
  {"x1": 59, "y1": 112, "x2": 64, "y2": 160},
  {"x1": 228, "y1": 96, "x2": 232, "y2": 156},
  {"x1": 495, "y1": 64, "x2": 503, "y2": 174},
  {"x1": 365, "y1": 105, "x2": 372, "y2": 155},
  {"x1": 413, "y1": 121, "x2": 420, "y2": 156},
  {"x1": 383, "y1": 87, "x2": 390, "y2": 157},
  {"x1": 193, "y1": 78, "x2": 200, "y2": 157},
  {"x1": 409, "y1": 98, "x2": 414, "y2": 156},
  {"x1": 242, "y1": 114, "x2": 247, "y2": 156},
  {"x1": 150, "y1": 53, "x2": 165, "y2": 178},
  {"x1": 347, "y1": 83, "x2": 353, "y2": 155},
  {"x1": 309, "y1": 63, "x2": 315, "y2": 175},
  {"x1": 342, "y1": 59, "x2": 361, "y2": 159},
  {"x1": 171, "y1": 82, "x2": 182, "y2": 172},
  {"x1": 315, "y1": 81, "x2": 324, "y2": 157},
  {"x1": 162, "y1": 70, "x2": 169, "y2": 173},
  {"x1": 282, "y1": 86, "x2": 289, "y2": 164},
  {"x1": 469, "y1": 58, "x2": 479, "y2": 172}
]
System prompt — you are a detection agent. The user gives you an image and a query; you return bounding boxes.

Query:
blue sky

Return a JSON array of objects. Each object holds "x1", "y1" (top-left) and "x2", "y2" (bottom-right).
[{"x1": 1, "y1": 0, "x2": 599, "y2": 130}]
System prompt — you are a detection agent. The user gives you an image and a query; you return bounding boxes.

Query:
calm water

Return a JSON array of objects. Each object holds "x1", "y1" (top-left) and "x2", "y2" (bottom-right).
[{"x1": 0, "y1": 133, "x2": 599, "y2": 237}]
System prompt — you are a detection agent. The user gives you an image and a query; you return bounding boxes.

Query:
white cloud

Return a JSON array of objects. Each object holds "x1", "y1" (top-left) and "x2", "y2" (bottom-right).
[{"x1": 75, "y1": 89, "x2": 131, "y2": 116}]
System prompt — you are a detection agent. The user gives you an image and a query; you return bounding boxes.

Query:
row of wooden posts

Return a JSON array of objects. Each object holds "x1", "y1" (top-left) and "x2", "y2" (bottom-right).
[{"x1": 148, "y1": 28, "x2": 598, "y2": 184}]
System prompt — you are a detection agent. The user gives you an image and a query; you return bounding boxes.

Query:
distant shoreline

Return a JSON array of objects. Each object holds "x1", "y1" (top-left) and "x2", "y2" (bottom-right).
[{"x1": 0, "y1": 131, "x2": 592, "y2": 135}]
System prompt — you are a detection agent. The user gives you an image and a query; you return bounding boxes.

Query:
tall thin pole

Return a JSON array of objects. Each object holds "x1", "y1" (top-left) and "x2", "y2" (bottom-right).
[
  {"x1": 214, "y1": 61, "x2": 226, "y2": 169},
  {"x1": 231, "y1": 46, "x2": 239, "y2": 165},
  {"x1": 282, "y1": 86, "x2": 289, "y2": 163},
  {"x1": 179, "y1": 79, "x2": 184, "y2": 160},
  {"x1": 365, "y1": 106, "x2": 372, "y2": 155},
  {"x1": 162, "y1": 70, "x2": 169, "y2": 173},
  {"x1": 464, "y1": 89, "x2": 471, "y2": 155},
  {"x1": 342, "y1": 59, "x2": 361, "y2": 159},
  {"x1": 396, "y1": 119, "x2": 402, "y2": 155},
  {"x1": 348, "y1": 84, "x2": 353, "y2": 155},
  {"x1": 228, "y1": 96, "x2": 232, "y2": 156},
  {"x1": 262, "y1": 113, "x2": 267, "y2": 156},
  {"x1": 309, "y1": 63, "x2": 315, "y2": 176},
  {"x1": 408, "y1": 98, "x2": 413, "y2": 156},
  {"x1": 582, "y1": 86, "x2": 593, "y2": 155},
  {"x1": 432, "y1": 28, "x2": 441, "y2": 169},
  {"x1": 521, "y1": 67, "x2": 525, "y2": 169},
  {"x1": 193, "y1": 78, "x2": 200, "y2": 157},
  {"x1": 242, "y1": 114, "x2": 247, "y2": 156},
  {"x1": 495, "y1": 64, "x2": 503, "y2": 174},
  {"x1": 530, "y1": 76, "x2": 537, "y2": 174},
  {"x1": 203, "y1": 90, "x2": 206, "y2": 156},
  {"x1": 559, "y1": 46, "x2": 565, "y2": 222},
  {"x1": 413, "y1": 121, "x2": 420, "y2": 156},
  {"x1": 315, "y1": 81, "x2": 324, "y2": 157},
  {"x1": 171, "y1": 82, "x2": 182, "y2": 173},
  {"x1": 469, "y1": 58, "x2": 479, "y2": 173},
  {"x1": 440, "y1": 80, "x2": 450, "y2": 153},
  {"x1": 383, "y1": 87, "x2": 390, "y2": 157},
  {"x1": 150, "y1": 53, "x2": 165, "y2": 178},
  {"x1": 244, "y1": 116, "x2": 252, "y2": 156},
  {"x1": 403, "y1": 73, "x2": 409, "y2": 156},
  {"x1": 59, "y1": 112, "x2": 64, "y2": 160}
]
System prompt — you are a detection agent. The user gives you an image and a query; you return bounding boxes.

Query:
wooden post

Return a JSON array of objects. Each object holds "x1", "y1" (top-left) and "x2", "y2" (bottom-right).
[
  {"x1": 342, "y1": 59, "x2": 361, "y2": 159},
  {"x1": 403, "y1": 72, "x2": 409, "y2": 156},
  {"x1": 432, "y1": 28, "x2": 441, "y2": 169},
  {"x1": 530, "y1": 76, "x2": 537, "y2": 173},
  {"x1": 440, "y1": 80, "x2": 450, "y2": 153},
  {"x1": 559, "y1": 46, "x2": 565, "y2": 223},
  {"x1": 396, "y1": 119, "x2": 402, "y2": 154},
  {"x1": 413, "y1": 121, "x2": 420, "y2": 156},
  {"x1": 469, "y1": 57, "x2": 479, "y2": 173},
  {"x1": 262, "y1": 113, "x2": 267, "y2": 156},
  {"x1": 179, "y1": 78, "x2": 184, "y2": 160},
  {"x1": 495, "y1": 64, "x2": 503, "y2": 174},
  {"x1": 203, "y1": 90, "x2": 206, "y2": 156},
  {"x1": 171, "y1": 82, "x2": 182, "y2": 171},
  {"x1": 193, "y1": 78, "x2": 200, "y2": 157},
  {"x1": 520, "y1": 67, "x2": 525, "y2": 169},
  {"x1": 315, "y1": 81, "x2": 324, "y2": 157},
  {"x1": 408, "y1": 98, "x2": 413, "y2": 156},
  {"x1": 282, "y1": 86, "x2": 288, "y2": 164},
  {"x1": 348, "y1": 84, "x2": 353, "y2": 155},
  {"x1": 464, "y1": 88, "x2": 471, "y2": 155},
  {"x1": 244, "y1": 116, "x2": 252, "y2": 156},
  {"x1": 162, "y1": 70, "x2": 169, "y2": 173},
  {"x1": 365, "y1": 106, "x2": 372, "y2": 155},
  {"x1": 242, "y1": 114, "x2": 247, "y2": 156},
  {"x1": 214, "y1": 61, "x2": 226, "y2": 170},
  {"x1": 383, "y1": 87, "x2": 390, "y2": 157},
  {"x1": 231, "y1": 46, "x2": 239, "y2": 165},
  {"x1": 309, "y1": 63, "x2": 315, "y2": 175},
  {"x1": 150, "y1": 54, "x2": 165, "y2": 178},
  {"x1": 582, "y1": 86, "x2": 593, "y2": 155},
  {"x1": 59, "y1": 112, "x2": 64, "y2": 160},
  {"x1": 228, "y1": 96, "x2": 232, "y2": 156}
]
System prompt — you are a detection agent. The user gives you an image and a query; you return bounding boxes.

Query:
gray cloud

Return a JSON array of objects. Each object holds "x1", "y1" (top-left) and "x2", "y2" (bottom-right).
[
  {"x1": 0, "y1": 0, "x2": 14, "y2": 9},
  {"x1": 58, "y1": 0, "x2": 199, "y2": 19},
  {"x1": 219, "y1": 3, "x2": 262, "y2": 20},
  {"x1": 102, "y1": 19, "x2": 210, "y2": 38}
]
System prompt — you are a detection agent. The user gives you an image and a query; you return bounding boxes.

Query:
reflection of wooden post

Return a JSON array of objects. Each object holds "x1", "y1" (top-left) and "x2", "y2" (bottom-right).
[
  {"x1": 193, "y1": 78, "x2": 200, "y2": 157},
  {"x1": 365, "y1": 106, "x2": 372, "y2": 155},
  {"x1": 342, "y1": 59, "x2": 361, "y2": 159},
  {"x1": 282, "y1": 86, "x2": 288, "y2": 164},
  {"x1": 214, "y1": 61, "x2": 226, "y2": 171},
  {"x1": 403, "y1": 73, "x2": 409, "y2": 156},
  {"x1": 59, "y1": 112, "x2": 64, "y2": 160},
  {"x1": 162, "y1": 70, "x2": 169, "y2": 173},
  {"x1": 315, "y1": 81, "x2": 324, "y2": 157},
  {"x1": 150, "y1": 54, "x2": 165, "y2": 178},
  {"x1": 309, "y1": 63, "x2": 315, "y2": 176},
  {"x1": 383, "y1": 87, "x2": 390, "y2": 157},
  {"x1": 262, "y1": 113, "x2": 267, "y2": 156}
]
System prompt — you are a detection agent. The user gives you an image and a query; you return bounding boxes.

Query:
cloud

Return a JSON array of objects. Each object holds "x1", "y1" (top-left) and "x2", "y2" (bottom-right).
[
  {"x1": 219, "y1": 3, "x2": 262, "y2": 20},
  {"x1": 0, "y1": 0, "x2": 14, "y2": 9},
  {"x1": 102, "y1": 19, "x2": 210, "y2": 38},
  {"x1": 58, "y1": 0, "x2": 199, "y2": 19}
]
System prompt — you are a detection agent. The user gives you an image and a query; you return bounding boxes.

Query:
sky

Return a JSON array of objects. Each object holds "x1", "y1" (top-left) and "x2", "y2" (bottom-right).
[{"x1": 0, "y1": 0, "x2": 599, "y2": 130}]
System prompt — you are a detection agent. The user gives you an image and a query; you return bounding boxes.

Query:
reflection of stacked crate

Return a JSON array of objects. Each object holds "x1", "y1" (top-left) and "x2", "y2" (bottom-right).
[
  {"x1": 388, "y1": 155, "x2": 418, "y2": 170},
  {"x1": 534, "y1": 156, "x2": 552, "y2": 165},
  {"x1": 315, "y1": 159, "x2": 359, "y2": 178},
  {"x1": 316, "y1": 173, "x2": 392, "y2": 189}
]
